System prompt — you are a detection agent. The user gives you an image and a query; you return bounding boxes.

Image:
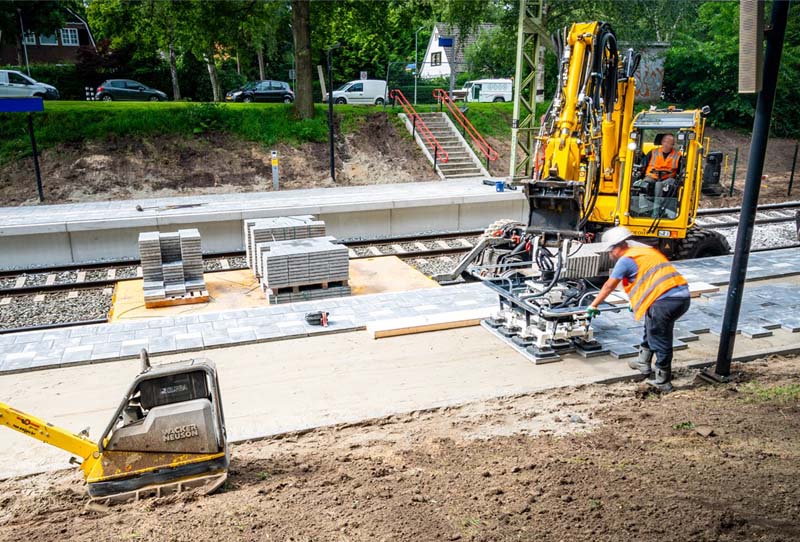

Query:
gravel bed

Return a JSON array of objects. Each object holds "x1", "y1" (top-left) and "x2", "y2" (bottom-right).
[
  {"x1": 85, "y1": 269, "x2": 112, "y2": 282},
  {"x1": 19, "y1": 274, "x2": 48, "y2": 287},
  {"x1": 0, "y1": 277, "x2": 16, "y2": 289},
  {"x1": 716, "y1": 222, "x2": 799, "y2": 250},
  {"x1": 228, "y1": 256, "x2": 247, "y2": 269},
  {"x1": 0, "y1": 288, "x2": 112, "y2": 330},
  {"x1": 116, "y1": 266, "x2": 139, "y2": 280},
  {"x1": 204, "y1": 259, "x2": 223, "y2": 271},
  {"x1": 55, "y1": 271, "x2": 78, "y2": 284},
  {"x1": 353, "y1": 247, "x2": 373, "y2": 257},
  {"x1": 405, "y1": 255, "x2": 463, "y2": 279}
]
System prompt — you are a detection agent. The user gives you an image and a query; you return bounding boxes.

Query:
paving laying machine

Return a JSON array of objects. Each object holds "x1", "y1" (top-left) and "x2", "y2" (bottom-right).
[
  {"x1": 438, "y1": 21, "x2": 729, "y2": 361},
  {"x1": 0, "y1": 351, "x2": 229, "y2": 503}
]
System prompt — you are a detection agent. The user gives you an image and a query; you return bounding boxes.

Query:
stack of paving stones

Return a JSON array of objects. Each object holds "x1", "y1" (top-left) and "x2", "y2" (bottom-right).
[
  {"x1": 138, "y1": 229, "x2": 206, "y2": 304},
  {"x1": 244, "y1": 216, "x2": 326, "y2": 275},
  {"x1": 260, "y1": 236, "x2": 350, "y2": 304}
]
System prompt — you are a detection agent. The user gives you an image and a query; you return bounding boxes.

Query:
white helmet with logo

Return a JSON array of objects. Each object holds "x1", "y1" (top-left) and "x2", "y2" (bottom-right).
[{"x1": 600, "y1": 226, "x2": 633, "y2": 250}]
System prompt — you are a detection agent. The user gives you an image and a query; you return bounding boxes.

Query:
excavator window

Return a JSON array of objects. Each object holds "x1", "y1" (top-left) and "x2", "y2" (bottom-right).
[{"x1": 628, "y1": 131, "x2": 681, "y2": 220}]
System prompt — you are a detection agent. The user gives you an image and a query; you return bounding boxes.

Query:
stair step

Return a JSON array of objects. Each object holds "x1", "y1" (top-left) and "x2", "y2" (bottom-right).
[{"x1": 444, "y1": 172, "x2": 483, "y2": 178}]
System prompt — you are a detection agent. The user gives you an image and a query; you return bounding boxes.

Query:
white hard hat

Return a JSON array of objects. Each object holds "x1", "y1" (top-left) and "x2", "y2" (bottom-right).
[{"x1": 600, "y1": 226, "x2": 633, "y2": 250}]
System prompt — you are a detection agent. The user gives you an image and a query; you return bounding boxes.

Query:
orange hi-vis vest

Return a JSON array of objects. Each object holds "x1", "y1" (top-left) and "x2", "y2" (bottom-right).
[
  {"x1": 646, "y1": 148, "x2": 681, "y2": 178},
  {"x1": 621, "y1": 246, "x2": 688, "y2": 320}
]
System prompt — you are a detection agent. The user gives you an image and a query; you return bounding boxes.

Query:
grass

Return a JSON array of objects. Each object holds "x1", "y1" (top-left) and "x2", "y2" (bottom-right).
[
  {"x1": 0, "y1": 101, "x2": 378, "y2": 164},
  {"x1": 740, "y1": 382, "x2": 800, "y2": 403},
  {"x1": 0, "y1": 100, "x2": 530, "y2": 165}
]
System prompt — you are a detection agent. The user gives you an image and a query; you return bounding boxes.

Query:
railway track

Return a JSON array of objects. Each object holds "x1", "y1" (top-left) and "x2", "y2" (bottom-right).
[{"x1": 0, "y1": 201, "x2": 798, "y2": 309}]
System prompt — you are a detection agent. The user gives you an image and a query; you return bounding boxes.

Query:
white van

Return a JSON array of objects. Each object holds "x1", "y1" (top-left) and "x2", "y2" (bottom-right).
[
  {"x1": 462, "y1": 78, "x2": 512, "y2": 103},
  {"x1": 0, "y1": 70, "x2": 59, "y2": 99},
  {"x1": 327, "y1": 79, "x2": 387, "y2": 105}
]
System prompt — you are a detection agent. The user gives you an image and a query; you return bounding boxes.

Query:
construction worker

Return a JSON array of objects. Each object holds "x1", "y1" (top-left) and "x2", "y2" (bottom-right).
[
  {"x1": 586, "y1": 227, "x2": 690, "y2": 391},
  {"x1": 644, "y1": 134, "x2": 682, "y2": 218}
]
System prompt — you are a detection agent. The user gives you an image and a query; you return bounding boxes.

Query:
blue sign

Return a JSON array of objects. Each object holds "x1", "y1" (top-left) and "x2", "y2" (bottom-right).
[
  {"x1": 0, "y1": 97, "x2": 44, "y2": 113},
  {"x1": 438, "y1": 37, "x2": 454, "y2": 48}
]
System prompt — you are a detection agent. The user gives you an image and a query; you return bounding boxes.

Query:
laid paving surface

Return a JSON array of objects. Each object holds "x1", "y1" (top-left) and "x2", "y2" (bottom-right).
[
  {"x1": 0, "y1": 178, "x2": 510, "y2": 232},
  {"x1": 1, "y1": 248, "x2": 798, "y2": 374}
]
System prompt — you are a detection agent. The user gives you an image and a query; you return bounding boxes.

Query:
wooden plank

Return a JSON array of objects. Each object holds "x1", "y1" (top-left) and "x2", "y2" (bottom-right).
[
  {"x1": 688, "y1": 282, "x2": 719, "y2": 297},
  {"x1": 145, "y1": 290, "x2": 210, "y2": 309},
  {"x1": 367, "y1": 307, "x2": 493, "y2": 339}
]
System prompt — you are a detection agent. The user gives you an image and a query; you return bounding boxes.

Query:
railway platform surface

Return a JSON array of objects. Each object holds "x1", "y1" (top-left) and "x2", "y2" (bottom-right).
[
  {"x1": 1, "y1": 247, "x2": 799, "y2": 374},
  {"x1": 0, "y1": 178, "x2": 518, "y2": 270}
]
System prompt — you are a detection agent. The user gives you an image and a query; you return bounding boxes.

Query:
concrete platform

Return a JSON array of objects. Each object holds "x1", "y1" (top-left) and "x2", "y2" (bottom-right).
[
  {"x1": 0, "y1": 179, "x2": 518, "y2": 270},
  {"x1": 1, "y1": 247, "x2": 798, "y2": 375}
]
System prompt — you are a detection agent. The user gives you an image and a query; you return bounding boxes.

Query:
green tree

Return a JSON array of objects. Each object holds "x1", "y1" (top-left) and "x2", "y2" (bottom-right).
[
  {"x1": 464, "y1": 26, "x2": 515, "y2": 78},
  {"x1": 664, "y1": 1, "x2": 800, "y2": 137}
]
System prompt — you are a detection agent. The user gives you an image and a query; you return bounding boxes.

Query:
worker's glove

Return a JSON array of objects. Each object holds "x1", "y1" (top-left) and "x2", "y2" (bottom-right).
[
  {"x1": 586, "y1": 307, "x2": 601, "y2": 319},
  {"x1": 628, "y1": 303, "x2": 634, "y2": 313}
]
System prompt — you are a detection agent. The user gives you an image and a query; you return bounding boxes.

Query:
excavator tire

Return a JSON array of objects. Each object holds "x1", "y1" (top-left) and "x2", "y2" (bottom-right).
[{"x1": 673, "y1": 228, "x2": 731, "y2": 260}]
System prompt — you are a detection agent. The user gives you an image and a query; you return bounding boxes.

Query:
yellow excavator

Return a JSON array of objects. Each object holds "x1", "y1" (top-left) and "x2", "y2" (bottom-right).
[
  {"x1": 0, "y1": 351, "x2": 229, "y2": 503},
  {"x1": 439, "y1": 21, "x2": 729, "y2": 361}
]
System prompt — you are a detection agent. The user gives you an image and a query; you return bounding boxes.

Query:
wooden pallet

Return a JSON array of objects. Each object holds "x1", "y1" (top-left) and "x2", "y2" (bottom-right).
[
  {"x1": 265, "y1": 279, "x2": 349, "y2": 296},
  {"x1": 145, "y1": 289, "x2": 209, "y2": 309}
]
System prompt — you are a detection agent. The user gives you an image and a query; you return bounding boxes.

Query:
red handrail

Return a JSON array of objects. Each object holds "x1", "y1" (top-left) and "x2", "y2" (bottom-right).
[
  {"x1": 389, "y1": 89, "x2": 449, "y2": 165},
  {"x1": 432, "y1": 88, "x2": 498, "y2": 162}
]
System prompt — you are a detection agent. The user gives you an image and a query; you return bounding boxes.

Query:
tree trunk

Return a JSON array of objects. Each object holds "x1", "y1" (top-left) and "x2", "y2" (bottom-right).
[
  {"x1": 205, "y1": 49, "x2": 221, "y2": 102},
  {"x1": 15, "y1": 33, "x2": 24, "y2": 69},
  {"x1": 236, "y1": 51, "x2": 241, "y2": 75},
  {"x1": 168, "y1": 41, "x2": 181, "y2": 101},
  {"x1": 257, "y1": 46, "x2": 265, "y2": 80},
  {"x1": 291, "y1": 0, "x2": 314, "y2": 119}
]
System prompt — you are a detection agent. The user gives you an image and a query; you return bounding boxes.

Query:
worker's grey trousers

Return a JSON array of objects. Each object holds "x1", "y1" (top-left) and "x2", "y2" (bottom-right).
[{"x1": 642, "y1": 296, "x2": 691, "y2": 371}]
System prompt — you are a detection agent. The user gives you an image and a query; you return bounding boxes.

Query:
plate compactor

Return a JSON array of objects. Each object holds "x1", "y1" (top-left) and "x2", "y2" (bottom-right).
[{"x1": 0, "y1": 351, "x2": 229, "y2": 504}]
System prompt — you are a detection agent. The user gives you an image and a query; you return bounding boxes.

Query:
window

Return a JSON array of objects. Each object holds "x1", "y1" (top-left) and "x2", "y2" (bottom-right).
[
  {"x1": 60, "y1": 28, "x2": 79, "y2": 46},
  {"x1": 431, "y1": 52, "x2": 442, "y2": 67},
  {"x1": 257, "y1": 81, "x2": 270, "y2": 91},
  {"x1": 125, "y1": 81, "x2": 144, "y2": 89},
  {"x1": 110, "y1": 81, "x2": 125, "y2": 88},
  {"x1": 8, "y1": 72, "x2": 32, "y2": 85},
  {"x1": 22, "y1": 32, "x2": 36, "y2": 45},
  {"x1": 39, "y1": 34, "x2": 58, "y2": 46},
  {"x1": 348, "y1": 83, "x2": 363, "y2": 92}
]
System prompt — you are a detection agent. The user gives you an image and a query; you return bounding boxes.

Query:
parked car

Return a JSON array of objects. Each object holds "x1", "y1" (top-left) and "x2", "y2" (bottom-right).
[
  {"x1": 0, "y1": 70, "x2": 59, "y2": 99},
  {"x1": 225, "y1": 80, "x2": 294, "y2": 103},
  {"x1": 95, "y1": 80, "x2": 167, "y2": 101},
  {"x1": 325, "y1": 80, "x2": 387, "y2": 105},
  {"x1": 461, "y1": 78, "x2": 513, "y2": 102}
]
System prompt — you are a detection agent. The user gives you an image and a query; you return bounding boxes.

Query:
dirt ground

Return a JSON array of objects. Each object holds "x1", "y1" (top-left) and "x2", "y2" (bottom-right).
[
  {"x1": 0, "y1": 114, "x2": 437, "y2": 206},
  {"x1": 1, "y1": 356, "x2": 798, "y2": 542},
  {"x1": 486, "y1": 128, "x2": 800, "y2": 207}
]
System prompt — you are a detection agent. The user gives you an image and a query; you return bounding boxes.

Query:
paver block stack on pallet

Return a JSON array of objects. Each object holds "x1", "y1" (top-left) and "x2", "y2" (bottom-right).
[
  {"x1": 261, "y1": 236, "x2": 351, "y2": 304},
  {"x1": 243, "y1": 216, "x2": 326, "y2": 277},
  {"x1": 139, "y1": 229, "x2": 208, "y2": 308}
]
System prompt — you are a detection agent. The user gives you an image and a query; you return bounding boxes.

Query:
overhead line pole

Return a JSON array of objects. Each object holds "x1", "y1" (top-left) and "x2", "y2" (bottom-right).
[{"x1": 709, "y1": 0, "x2": 789, "y2": 379}]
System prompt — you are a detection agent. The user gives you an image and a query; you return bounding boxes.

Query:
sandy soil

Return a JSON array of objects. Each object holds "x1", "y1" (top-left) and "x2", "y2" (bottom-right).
[
  {"x1": 1, "y1": 356, "x2": 798, "y2": 542},
  {"x1": 0, "y1": 114, "x2": 437, "y2": 206},
  {"x1": 486, "y1": 128, "x2": 800, "y2": 207}
]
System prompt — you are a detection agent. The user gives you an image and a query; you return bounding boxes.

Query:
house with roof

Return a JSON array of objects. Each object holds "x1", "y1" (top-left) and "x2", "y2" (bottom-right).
[
  {"x1": 418, "y1": 23, "x2": 497, "y2": 80},
  {"x1": 0, "y1": 8, "x2": 96, "y2": 66}
]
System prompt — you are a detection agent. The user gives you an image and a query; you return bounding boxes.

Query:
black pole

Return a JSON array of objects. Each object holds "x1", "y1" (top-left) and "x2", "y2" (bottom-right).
[
  {"x1": 412, "y1": 115, "x2": 417, "y2": 139},
  {"x1": 433, "y1": 146, "x2": 438, "y2": 171},
  {"x1": 788, "y1": 143, "x2": 798, "y2": 196},
  {"x1": 729, "y1": 147, "x2": 738, "y2": 197},
  {"x1": 27, "y1": 113, "x2": 44, "y2": 202},
  {"x1": 711, "y1": 0, "x2": 789, "y2": 378},
  {"x1": 327, "y1": 47, "x2": 336, "y2": 183}
]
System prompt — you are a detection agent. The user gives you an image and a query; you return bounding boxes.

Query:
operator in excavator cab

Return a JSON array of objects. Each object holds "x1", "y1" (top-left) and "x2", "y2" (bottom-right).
[
  {"x1": 639, "y1": 133, "x2": 682, "y2": 218},
  {"x1": 586, "y1": 227, "x2": 690, "y2": 392}
]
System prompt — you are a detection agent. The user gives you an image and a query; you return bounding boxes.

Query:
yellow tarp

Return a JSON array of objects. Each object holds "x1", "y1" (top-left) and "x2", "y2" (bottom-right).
[{"x1": 109, "y1": 256, "x2": 438, "y2": 322}]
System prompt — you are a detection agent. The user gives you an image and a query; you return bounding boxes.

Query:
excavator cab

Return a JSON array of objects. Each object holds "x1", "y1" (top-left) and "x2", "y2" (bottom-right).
[{"x1": 619, "y1": 109, "x2": 705, "y2": 243}]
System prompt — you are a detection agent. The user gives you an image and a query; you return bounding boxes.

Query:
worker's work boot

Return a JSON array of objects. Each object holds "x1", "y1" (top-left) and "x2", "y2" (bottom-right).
[
  {"x1": 646, "y1": 368, "x2": 673, "y2": 392},
  {"x1": 628, "y1": 347, "x2": 653, "y2": 376}
]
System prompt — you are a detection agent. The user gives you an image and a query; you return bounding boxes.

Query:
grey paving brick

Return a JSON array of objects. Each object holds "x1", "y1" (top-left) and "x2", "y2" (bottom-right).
[
  {"x1": 202, "y1": 331, "x2": 232, "y2": 347},
  {"x1": 175, "y1": 333, "x2": 204, "y2": 351},
  {"x1": 146, "y1": 336, "x2": 177, "y2": 354}
]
